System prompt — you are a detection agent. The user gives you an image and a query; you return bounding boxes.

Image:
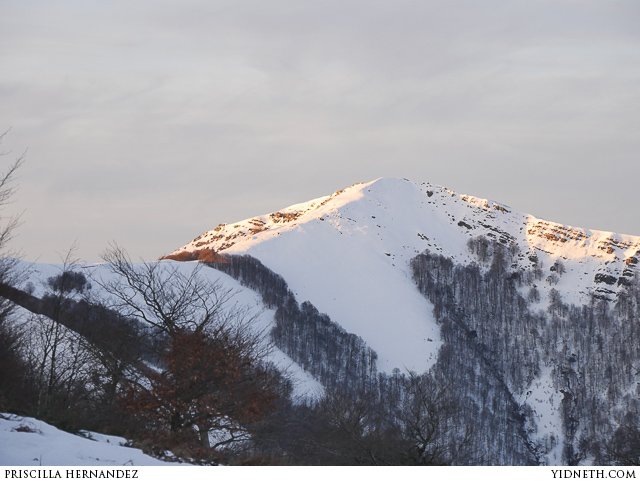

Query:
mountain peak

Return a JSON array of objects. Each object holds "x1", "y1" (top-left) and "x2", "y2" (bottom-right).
[
  {"x1": 167, "y1": 178, "x2": 640, "y2": 373},
  {"x1": 171, "y1": 177, "x2": 640, "y2": 305}
]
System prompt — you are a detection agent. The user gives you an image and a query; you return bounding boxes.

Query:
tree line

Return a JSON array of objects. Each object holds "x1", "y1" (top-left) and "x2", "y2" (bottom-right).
[{"x1": 412, "y1": 236, "x2": 640, "y2": 465}]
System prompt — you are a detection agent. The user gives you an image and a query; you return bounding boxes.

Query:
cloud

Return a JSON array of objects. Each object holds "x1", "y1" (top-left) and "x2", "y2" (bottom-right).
[{"x1": 1, "y1": 0, "x2": 639, "y2": 260}]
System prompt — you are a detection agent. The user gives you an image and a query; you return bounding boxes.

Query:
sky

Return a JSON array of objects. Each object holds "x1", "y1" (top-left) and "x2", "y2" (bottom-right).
[{"x1": 1, "y1": 0, "x2": 639, "y2": 262}]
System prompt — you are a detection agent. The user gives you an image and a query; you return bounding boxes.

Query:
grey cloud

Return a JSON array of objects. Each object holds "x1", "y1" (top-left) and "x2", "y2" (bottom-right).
[{"x1": 1, "y1": 0, "x2": 639, "y2": 260}]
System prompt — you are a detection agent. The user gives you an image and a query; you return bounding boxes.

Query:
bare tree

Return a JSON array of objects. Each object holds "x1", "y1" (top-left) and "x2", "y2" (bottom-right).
[
  {"x1": 0, "y1": 131, "x2": 28, "y2": 412},
  {"x1": 25, "y1": 311, "x2": 95, "y2": 418},
  {"x1": 99, "y1": 245, "x2": 279, "y2": 458},
  {"x1": 100, "y1": 245, "x2": 244, "y2": 338},
  {"x1": 606, "y1": 414, "x2": 640, "y2": 466},
  {"x1": 0, "y1": 130, "x2": 23, "y2": 256},
  {"x1": 314, "y1": 386, "x2": 388, "y2": 464},
  {"x1": 22, "y1": 248, "x2": 98, "y2": 420},
  {"x1": 396, "y1": 373, "x2": 466, "y2": 465},
  {"x1": 551, "y1": 260, "x2": 566, "y2": 275},
  {"x1": 0, "y1": 130, "x2": 25, "y2": 306}
]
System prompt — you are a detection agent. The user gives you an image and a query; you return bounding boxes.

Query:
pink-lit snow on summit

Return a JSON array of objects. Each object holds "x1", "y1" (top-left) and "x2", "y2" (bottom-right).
[{"x1": 172, "y1": 177, "x2": 640, "y2": 372}]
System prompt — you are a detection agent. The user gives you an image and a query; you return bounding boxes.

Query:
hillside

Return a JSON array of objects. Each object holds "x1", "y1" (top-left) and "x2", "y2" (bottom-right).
[
  {"x1": 168, "y1": 177, "x2": 640, "y2": 465},
  {"x1": 5, "y1": 177, "x2": 639, "y2": 465},
  {"x1": 0, "y1": 413, "x2": 177, "y2": 465},
  {"x1": 174, "y1": 178, "x2": 640, "y2": 303}
]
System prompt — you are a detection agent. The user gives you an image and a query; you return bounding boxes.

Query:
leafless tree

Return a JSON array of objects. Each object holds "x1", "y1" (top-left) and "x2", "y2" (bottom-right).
[
  {"x1": 100, "y1": 245, "x2": 252, "y2": 339},
  {"x1": 0, "y1": 130, "x2": 28, "y2": 411},
  {"x1": 25, "y1": 311, "x2": 95, "y2": 417},
  {"x1": 0, "y1": 130, "x2": 25, "y2": 306},
  {"x1": 0, "y1": 130, "x2": 23, "y2": 255},
  {"x1": 22, "y1": 248, "x2": 98, "y2": 418},
  {"x1": 99, "y1": 245, "x2": 280, "y2": 458},
  {"x1": 607, "y1": 419, "x2": 640, "y2": 465},
  {"x1": 396, "y1": 373, "x2": 468, "y2": 465}
]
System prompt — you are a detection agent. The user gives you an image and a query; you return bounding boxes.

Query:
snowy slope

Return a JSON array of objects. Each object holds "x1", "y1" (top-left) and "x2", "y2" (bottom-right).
[
  {"x1": 516, "y1": 366, "x2": 564, "y2": 464},
  {"x1": 16, "y1": 260, "x2": 324, "y2": 401},
  {"x1": 172, "y1": 177, "x2": 640, "y2": 373},
  {"x1": 2, "y1": 260, "x2": 323, "y2": 466},
  {"x1": 0, "y1": 414, "x2": 176, "y2": 465}
]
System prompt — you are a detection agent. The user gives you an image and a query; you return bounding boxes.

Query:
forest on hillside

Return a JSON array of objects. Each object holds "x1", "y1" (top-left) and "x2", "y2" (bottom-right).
[{"x1": 0, "y1": 153, "x2": 639, "y2": 465}]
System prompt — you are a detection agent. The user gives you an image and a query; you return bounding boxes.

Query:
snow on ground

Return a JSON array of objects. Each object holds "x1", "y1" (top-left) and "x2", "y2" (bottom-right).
[
  {"x1": 0, "y1": 413, "x2": 175, "y2": 465},
  {"x1": 517, "y1": 366, "x2": 564, "y2": 465},
  {"x1": 13, "y1": 261, "x2": 74, "y2": 299},
  {"x1": 267, "y1": 345, "x2": 325, "y2": 401}
]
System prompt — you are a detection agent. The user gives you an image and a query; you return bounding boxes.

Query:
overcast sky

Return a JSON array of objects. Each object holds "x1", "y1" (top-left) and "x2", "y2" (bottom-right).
[{"x1": 1, "y1": 0, "x2": 639, "y2": 262}]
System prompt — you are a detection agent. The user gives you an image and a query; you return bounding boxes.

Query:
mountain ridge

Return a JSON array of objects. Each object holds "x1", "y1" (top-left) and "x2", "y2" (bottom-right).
[
  {"x1": 166, "y1": 177, "x2": 640, "y2": 464},
  {"x1": 172, "y1": 177, "x2": 640, "y2": 308},
  {"x1": 174, "y1": 177, "x2": 640, "y2": 257}
]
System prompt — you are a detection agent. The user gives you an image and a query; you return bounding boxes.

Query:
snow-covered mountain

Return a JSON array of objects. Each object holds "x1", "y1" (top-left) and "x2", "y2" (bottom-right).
[
  {"x1": 167, "y1": 177, "x2": 640, "y2": 465},
  {"x1": 171, "y1": 177, "x2": 640, "y2": 366}
]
